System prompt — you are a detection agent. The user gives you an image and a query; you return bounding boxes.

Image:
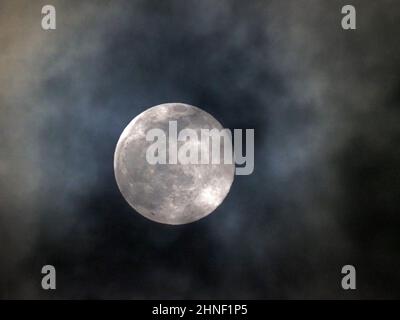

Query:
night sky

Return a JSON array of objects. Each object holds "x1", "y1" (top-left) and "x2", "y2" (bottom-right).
[{"x1": 1, "y1": 0, "x2": 400, "y2": 299}]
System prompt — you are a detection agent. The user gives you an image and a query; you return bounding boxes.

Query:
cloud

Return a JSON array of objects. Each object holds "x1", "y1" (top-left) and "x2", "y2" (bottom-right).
[{"x1": 1, "y1": 0, "x2": 399, "y2": 298}]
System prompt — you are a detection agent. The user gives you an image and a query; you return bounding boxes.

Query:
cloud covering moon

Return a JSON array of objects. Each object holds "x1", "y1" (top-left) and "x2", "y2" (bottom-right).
[{"x1": 1, "y1": 0, "x2": 400, "y2": 299}]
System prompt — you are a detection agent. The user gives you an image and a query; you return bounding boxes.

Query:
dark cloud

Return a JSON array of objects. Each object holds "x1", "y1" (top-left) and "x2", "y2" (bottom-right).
[{"x1": 0, "y1": 0, "x2": 399, "y2": 298}]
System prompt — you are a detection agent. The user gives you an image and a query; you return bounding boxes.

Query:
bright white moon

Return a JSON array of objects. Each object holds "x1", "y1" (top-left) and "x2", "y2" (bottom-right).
[{"x1": 114, "y1": 103, "x2": 235, "y2": 225}]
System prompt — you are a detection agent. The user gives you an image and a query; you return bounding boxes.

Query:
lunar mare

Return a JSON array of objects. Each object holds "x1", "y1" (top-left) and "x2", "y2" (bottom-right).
[{"x1": 114, "y1": 103, "x2": 235, "y2": 225}]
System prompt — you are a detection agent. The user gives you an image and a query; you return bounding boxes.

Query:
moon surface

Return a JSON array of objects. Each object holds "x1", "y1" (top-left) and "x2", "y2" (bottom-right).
[{"x1": 114, "y1": 103, "x2": 235, "y2": 225}]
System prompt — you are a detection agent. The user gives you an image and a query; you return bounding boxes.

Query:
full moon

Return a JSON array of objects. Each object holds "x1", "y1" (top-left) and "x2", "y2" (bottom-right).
[{"x1": 114, "y1": 103, "x2": 235, "y2": 225}]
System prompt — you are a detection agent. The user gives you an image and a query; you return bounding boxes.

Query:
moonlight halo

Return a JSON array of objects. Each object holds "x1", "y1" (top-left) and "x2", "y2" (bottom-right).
[{"x1": 114, "y1": 103, "x2": 235, "y2": 225}]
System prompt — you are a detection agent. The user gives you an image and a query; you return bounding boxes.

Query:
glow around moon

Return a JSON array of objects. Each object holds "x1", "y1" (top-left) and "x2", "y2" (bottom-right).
[{"x1": 114, "y1": 103, "x2": 235, "y2": 225}]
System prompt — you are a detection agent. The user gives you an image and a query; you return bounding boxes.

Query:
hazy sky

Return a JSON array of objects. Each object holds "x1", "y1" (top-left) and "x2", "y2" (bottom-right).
[{"x1": 1, "y1": 0, "x2": 400, "y2": 298}]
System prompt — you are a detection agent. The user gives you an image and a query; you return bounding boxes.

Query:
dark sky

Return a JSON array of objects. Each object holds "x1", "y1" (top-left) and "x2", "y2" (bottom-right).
[{"x1": 1, "y1": 0, "x2": 400, "y2": 299}]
